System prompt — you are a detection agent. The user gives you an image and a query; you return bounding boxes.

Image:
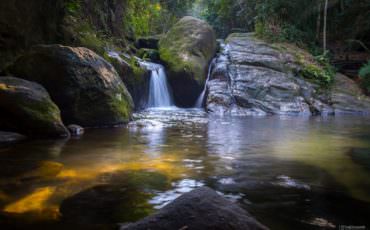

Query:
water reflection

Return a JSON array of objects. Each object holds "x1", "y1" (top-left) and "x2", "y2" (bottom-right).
[
  {"x1": 129, "y1": 119, "x2": 167, "y2": 155},
  {"x1": 0, "y1": 113, "x2": 369, "y2": 229},
  {"x1": 149, "y1": 179, "x2": 205, "y2": 209}
]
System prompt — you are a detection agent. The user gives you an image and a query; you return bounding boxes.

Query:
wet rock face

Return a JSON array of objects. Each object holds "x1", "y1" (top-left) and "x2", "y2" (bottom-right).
[
  {"x1": 122, "y1": 187, "x2": 268, "y2": 230},
  {"x1": 107, "y1": 53, "x2": 151, "y2": 110},
  {"x1": 0, "y1": 131, "x2": 26, "y2": 146},
  {"x1": 10, "y1": 45, "x2": 134, "y2": 127},
  {"x1": 159, "y1": 16, "x2": 217, "y2": 107},
  {"x1": 206, "y1": 33, "x2": 370, "y2": 116},
  {"x1": 135, "y1": 35, "x2": 162, "y2": 49},
  {"x1": 0, "y1": 0, "x2": 65, "y2": 71},
  {"x1": 331, "y1": 73, "x2": 370, "y2": 114},
  {"x1": 0, "y1": 77, "x2": 69, "y2": 137},
  {"x1": 0, "y1": 0, "x2": 127, "y2": 71}
]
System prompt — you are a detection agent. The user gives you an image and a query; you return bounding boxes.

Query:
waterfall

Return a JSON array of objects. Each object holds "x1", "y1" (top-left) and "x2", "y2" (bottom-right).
[
  {"x1": 195, "y1": 59, "x2": 216, "y2": 108},
  {"x1": 140, "y1": 61, "x2": 174, "y2": 108},
  {"x1": 107, "y1": 51, "x2": 174, "y2": 109}
]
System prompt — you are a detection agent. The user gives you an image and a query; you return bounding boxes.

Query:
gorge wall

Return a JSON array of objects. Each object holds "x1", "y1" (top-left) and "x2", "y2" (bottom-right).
[{"x1": 0, "y1": 0, "x2": 127, "y2": 72}]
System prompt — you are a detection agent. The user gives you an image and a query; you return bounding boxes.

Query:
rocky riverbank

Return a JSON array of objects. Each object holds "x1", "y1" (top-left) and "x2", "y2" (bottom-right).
[
  {"x1": 1, "y1": 13, "x2": 370, "y2": 143},
  {"x1": 205, "y1": 33, "x2": 370, "y2": 116}
]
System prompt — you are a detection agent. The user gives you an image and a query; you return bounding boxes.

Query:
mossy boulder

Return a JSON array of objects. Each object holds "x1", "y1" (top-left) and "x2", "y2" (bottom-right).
[
  {"x1": 0, "y1": 77, "x2": 69, "y2": 137},
  {"x1": 159, "y1": 16, "x2": 217, "y2": 107},
  {"x1": 10, "y1": 45, "x2": 134, "y2": 127}
]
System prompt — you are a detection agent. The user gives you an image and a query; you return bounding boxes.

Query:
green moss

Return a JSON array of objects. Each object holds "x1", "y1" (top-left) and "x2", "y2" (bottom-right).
[
  {"x1": 271, "y1": 43, "x2": 335, "y2": 87},
  {"x1": 158, "y1": 17, "x2": 216, "y2": 84},
  {"x1": 137, "y1": 49, "x2": 159, "y2": 61},
  {"x1": 109, "y1": 90, "x2": 132, "y2": 122},
  {"x1": 63, "y1": 0, "x2": 115, "y2": 55},
  {"x1": 20, "y1": 97, "x2": 63, "y2": 126},
  {"x1": 65, "y1": 0, "x2": 81, "y2": 14},
  {"x1": 159, "y1": 46, "x2": 181, "y2": 72},
  {"x1": 0, "y1": 79, "x2": 67, "y2": 136},
  {"x1": 297, "y1": 54, "x2": 335, "y2": 87},
  {"x1": 359, "y1": 60, "x2": 370, "y2": 92}
]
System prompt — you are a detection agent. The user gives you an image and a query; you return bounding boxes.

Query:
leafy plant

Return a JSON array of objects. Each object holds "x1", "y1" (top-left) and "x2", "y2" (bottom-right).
[
  {"x1": 65, "y1": 0, "x2": 81, "y2": 14},
  {"x1": 359, "y1": 60, "x2": 370, "y2": 92}
]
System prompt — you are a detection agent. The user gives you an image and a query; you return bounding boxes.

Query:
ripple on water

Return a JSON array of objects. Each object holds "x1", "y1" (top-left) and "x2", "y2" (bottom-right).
[
  {"x1": 133, "y1": 108, "x2": 208, "y2": 127},
  {"x1": 218, "y1": 177, "x2": 236, "y2": 185},
  {"x1": 273, "y1": 175, "x2": 311, "y2": 190},
  {"x1": 149, "y1": 179, "x2": 205, "y2": 209}
]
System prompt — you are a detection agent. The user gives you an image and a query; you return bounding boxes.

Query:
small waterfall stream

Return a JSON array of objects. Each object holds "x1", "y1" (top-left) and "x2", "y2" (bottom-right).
[
  {"x1": 140, "y1": 61, "x2": 174, "y2": 108},
  {"x1": 195, "y1": 59, "x2": 216, "y2": 108}
]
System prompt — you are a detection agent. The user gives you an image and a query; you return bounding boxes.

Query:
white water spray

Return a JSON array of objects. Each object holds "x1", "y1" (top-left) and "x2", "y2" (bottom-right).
[
  {"x1": 195, "y1": 59, "x2": 216, "y2": 108},
  {"x1": 140, "y1": 62, "x2": 174, "y2": 108}
]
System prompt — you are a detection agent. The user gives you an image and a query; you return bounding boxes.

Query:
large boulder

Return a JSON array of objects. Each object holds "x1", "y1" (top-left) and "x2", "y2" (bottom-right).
[
  {"x1": 206, "y1": 33, "x2": 370, "y2": 116},
  {"x1": 122, "y1": 187, "x2": 268, "y2": 230},
  {"x1": 10, "y1": 45, "x2": 134, "y2": 127},
  {"x1": 0, "y1": 77, "x2": 69, "y2": 137},
  {"x1": 159, "y1": 16, "x2": 217, "y2": 107}
]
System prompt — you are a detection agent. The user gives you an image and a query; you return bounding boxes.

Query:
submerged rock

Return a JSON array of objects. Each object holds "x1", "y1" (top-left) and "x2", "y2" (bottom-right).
[
  {"x1": 122, "y1": 187, "x2": 268, "y2": 230},
  {"x1": 60, "y1": 170, "x2": 168, "y2": 225},
  {"x1": 159, "y1": 16, "x2": 217, "y2": 107},
  {"x1": 67, "y1": 124, "x2": 84, "y2": 136},
  {"x1": 0, "y1": 77, "x2": 69, "y2": 137},
  {"x1": 10, "y1": 45, "x2": 134, "y2": 127},
  {"x1": 0, "y1": 131, "x2": 26, "y2": 145},
  {"x1": 206, "y1": 33, "x2": 370, "y2": 116}
]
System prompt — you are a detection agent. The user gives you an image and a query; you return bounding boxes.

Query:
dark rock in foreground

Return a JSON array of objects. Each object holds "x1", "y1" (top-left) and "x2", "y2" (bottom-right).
[
  {"x1": 122, "y1": 187, "x2": 268, "y2": 230},
  {"x1": 0, "y1": 131, "x2": 26, "y2": 145},
  {"x1": 10, "y1": 45, "x2": 134, "y2": 127},
  {"x1": 0, "y1": 77, "x2": 69, "y2": 137}
]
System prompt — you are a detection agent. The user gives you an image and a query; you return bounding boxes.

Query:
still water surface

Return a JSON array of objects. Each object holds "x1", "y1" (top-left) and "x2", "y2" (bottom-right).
[{"x1": 0, "y1": 108, "x2": 370, "y2": 229}]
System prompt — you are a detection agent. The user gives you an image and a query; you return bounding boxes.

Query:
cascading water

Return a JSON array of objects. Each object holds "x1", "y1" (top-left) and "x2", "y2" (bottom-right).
[
  {"x1": 140, "y1": 61, "x2": 174, "y2": 108},
  {"x1": 195, "y1": 59, "x2": 216, "y2": 108}
]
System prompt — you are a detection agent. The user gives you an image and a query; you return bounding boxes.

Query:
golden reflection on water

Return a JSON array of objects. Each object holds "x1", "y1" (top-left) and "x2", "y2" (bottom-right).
[
  {"x1": 273, "y1": 131, "x2": 370, "y2": 202},
  {"x1": 4, "y1": 187, "x2": 58, "y2": 217},
  {"x1": 2, "y1": 150, "x2": 190, "y2": 220}
]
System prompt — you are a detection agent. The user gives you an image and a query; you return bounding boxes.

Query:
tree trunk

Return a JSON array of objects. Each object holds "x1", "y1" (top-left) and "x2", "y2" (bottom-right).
[
  {"x1": 323, "y1": 0, "x2": 328, "y2": 53},
  {"x1": 316, "y1": 0, "x2": 322, "y2": 42}
]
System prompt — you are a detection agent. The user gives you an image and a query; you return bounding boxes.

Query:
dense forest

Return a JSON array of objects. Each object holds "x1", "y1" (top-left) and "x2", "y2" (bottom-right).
[
  {"x1": 2, "y1": 0, "x2": 370, "y2": 88},
  {"x1": 0, "y1": 1, "x2": 370, "y2": 230}
]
